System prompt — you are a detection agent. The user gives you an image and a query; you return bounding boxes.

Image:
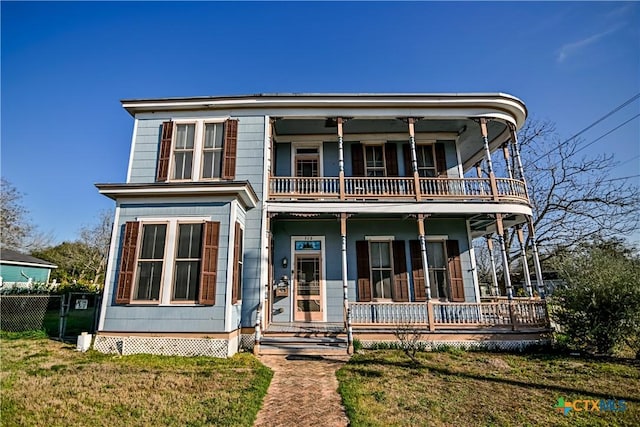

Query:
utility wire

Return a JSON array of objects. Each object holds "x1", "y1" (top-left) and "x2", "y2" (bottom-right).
[
  {"x1": 599, "y1": 174, "x2": 640, "y2": 183},
  {"x1": 618, "y1": 154, "x2": 640, "y2": 168},
  {"x1": 530, "y1": 93, "x2": 640, "y2": 163},
  {"x1": 572, "y1": 113, "x2": 640, "y2": 156}
]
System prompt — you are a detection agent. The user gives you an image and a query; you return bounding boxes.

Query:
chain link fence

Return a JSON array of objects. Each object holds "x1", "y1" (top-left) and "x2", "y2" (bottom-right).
[{"x1": 0, "y1": 293, "x2": 101, "y2": 339}]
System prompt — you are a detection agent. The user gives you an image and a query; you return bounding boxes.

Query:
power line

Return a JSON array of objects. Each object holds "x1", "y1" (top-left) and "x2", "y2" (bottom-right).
[
  {"x1": 530, "y1": 93, "x2": 640, "y2": 163},
  {"x1": 572, "y1": 113, "x2": 640, "y2": 156},
  {"x1": 618, "y1": 154, "x2": 640, "y2": 168},
  {"x1": 599, "y1": 174, "x2": 640, "y2": 183}
]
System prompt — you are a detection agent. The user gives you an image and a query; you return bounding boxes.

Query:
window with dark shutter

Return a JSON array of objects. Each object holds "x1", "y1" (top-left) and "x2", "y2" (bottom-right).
[
  {"x1": 351, "y1": 143, "x2": 365, "y2": 176},
  {"x1": 157, "y1": 121, "x2": 173, "y2": 182},
  {"x1": 231, "y1": 222, "x2": 243, "y2": 304},
  {"x1": 222, "y1": 119, "x2": 238, "y2": 180},
  {"x1": 403, "y1": 144, "x2": 412, "y2": 177},
  {"x1": 115, "y1": 221, "x2": 140, "y2": 304},
  {"x1": 391, "y1": 241, "x2": 409, "y2": 302},
  {"x1": 355, "y1": 240, "x2": 371, "y2": 302},
  {"x1": 385, "y1": 143, "x2": 399, "y2": 177},
  {"x1": 435, "y1": 143, "x2": 447, "y2": 177},
  {"x1": 409, "y1": 240, "x2": 426, "y2": 301},
  {"x1": 447, "y1": 240, "x2": 465, "y2": 302},
  {"x1": 199, "y1": 221, "x2": 220, "y2": 305}
]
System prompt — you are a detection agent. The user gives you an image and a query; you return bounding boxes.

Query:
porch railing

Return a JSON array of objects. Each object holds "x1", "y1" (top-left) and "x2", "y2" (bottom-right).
[
  {"x1": 350, "y1": 299, "x2": 548, "y2": 330},
  {"x1": 269, "y1": 176, "x2": 529, "y2": 202}
]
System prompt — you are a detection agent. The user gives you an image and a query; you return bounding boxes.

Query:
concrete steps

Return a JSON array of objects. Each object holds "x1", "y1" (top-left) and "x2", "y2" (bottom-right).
[{"x1": 257, "y1": 331, "x2": 348, "y2": 356}]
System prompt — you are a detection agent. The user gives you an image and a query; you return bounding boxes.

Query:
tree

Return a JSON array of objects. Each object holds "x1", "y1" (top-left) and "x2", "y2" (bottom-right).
[
  {"x1": 473, "y1": 120, "x2": 640, "y2": 285},
  {"x1": 0, "y1": 177, "x2": 51, "y2": 252},
  {"x1": 550, "y1": 238, "x2": 640, "y2": 357},
  {"x1": 32, "y1": 209, "x2": 113, "y2": 287}
]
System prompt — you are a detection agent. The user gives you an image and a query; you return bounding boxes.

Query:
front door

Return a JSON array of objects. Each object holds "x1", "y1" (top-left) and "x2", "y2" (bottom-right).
[{"x1": 294, "y1": 254, "x2": 323, "y2": 321}]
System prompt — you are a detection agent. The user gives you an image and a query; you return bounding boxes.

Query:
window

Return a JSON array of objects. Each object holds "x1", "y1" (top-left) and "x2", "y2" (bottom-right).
[
  {"x1": 427, "y1": 241, "x2": 449, "y2": 301},
  {"x1": 157, "y1": 120, "x2": 237, "y2": 182},
  {"x1": 202, "y1": 123, "x2": 224, "y2": 179},
  {"x1": 135, "y1": 224, "x2": 167, "y2": 301},
  {"x1": 365, "y1": 145, "x2": 386, "y2": 176},
  {"x1": 172, "y1": 124, "x2": 196, "y2": 180},
  {"x1": 116, "y1": 220, "x2": 220, "y2": 305},
  {"x1": 416, "y1": 145, "x2": 437, "y2": 177},
  {"x1": 231, "y1": 222, "x2": 244, "y2": 303},
  {"x1": 295, "y1": 147, "x2": 320, "y2": 177},
  {"x1": 172, "y1": 223, "x2": 203, "y2": 301},
  {"x1": 370, "y1": 241, "x2": 393, "y2": 299}
]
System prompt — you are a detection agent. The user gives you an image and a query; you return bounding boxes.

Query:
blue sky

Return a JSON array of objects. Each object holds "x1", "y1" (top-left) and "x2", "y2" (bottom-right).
[{"x1": 2, "y1": 1, "x2": 639, "y2": 245}]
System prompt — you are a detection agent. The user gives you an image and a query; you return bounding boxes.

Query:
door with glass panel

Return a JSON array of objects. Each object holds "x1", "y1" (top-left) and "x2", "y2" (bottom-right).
[{"x1": 293, "y1": 254, "x2": 323, "y2": 321}]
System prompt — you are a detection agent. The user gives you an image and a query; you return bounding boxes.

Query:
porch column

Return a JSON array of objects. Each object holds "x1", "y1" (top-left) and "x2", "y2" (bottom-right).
[
  {"x1": 341, "y1": 213, "x2": 354, "y2": 353},
  {"x1": 509, "y1": 123, "x2": 545, "y2": 298},
  {"x1": 517, "y1": 226, "x2": 533, "y2": 298},
  {"x1": 486, "y1": 236, "x2": 500, "y2": 297},
  {"x1": 408, "y1": 118, "x2": 422, "y2": 201},
  {"x1": 527, "y1": 218, "x2": 545, "y2": 298},
  {"x1": 418, "y1": 214, "x2": 435, "y2": 331},
  {"x1": 337, "y1": 118, "x2": 346, "y2": 200},
  {"x1": 495, "y1": 214, "x2": 513, "y2": 300},
  {"x1": 502, "y1": 143, "x2": 514, "y2": 180},
  {"x1": 479, "y1": 118, "x2": 499, "y2": 201}
]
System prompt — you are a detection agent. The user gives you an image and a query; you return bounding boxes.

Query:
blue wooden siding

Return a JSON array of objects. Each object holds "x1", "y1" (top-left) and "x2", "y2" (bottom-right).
[
  {"x1": 270, "y1": 217, "x2": 476, "y2": 322},
  {"x1": 129, "y1": 119, "x2": 165, "y2": 183},
  {"x1": 233, "y1": 117, "x2": 266, "y2": 328},
  {"x1": 0, "y1": 264, "x2": 52, "y2": 283},
  {"x1": 102, "y1": 202, "x2": 231, "y2": 333}
]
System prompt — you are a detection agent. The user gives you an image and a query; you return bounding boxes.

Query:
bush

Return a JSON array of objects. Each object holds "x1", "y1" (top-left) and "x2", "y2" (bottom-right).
[{"x1": 550, "y1": 239, "x2": 640, "y2": 357}]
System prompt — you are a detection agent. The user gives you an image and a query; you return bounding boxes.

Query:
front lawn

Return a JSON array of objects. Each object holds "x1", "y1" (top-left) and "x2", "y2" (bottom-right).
[
  {"x1": 1, "y1": 332, "x2": 272, "y2": 427},
  {"x1": 337, "y1": 349, "x2": 640, "y2": 426}
]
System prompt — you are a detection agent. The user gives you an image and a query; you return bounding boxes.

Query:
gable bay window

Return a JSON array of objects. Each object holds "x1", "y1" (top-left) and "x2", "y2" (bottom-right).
[
  {"x1": 115, "y1": 220, "x2": 220, "y2": 305},
  {"x1": 156, "y1": 119, "x2": 238, "y2": 182}
]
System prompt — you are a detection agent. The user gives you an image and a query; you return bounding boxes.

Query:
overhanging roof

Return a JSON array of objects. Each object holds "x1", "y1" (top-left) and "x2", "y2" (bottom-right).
[
  {"x1": 0, "y1": 249, "x2": 58, "y2": 269},
  {"x1": 121, "y1": 92, "x2": 527, "y2": 129}
]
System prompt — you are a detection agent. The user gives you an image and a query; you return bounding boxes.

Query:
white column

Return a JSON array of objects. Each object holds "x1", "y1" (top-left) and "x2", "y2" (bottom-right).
[
  {"x1": 418, "y1": 214, "x2": 432, "y2": 300},
  {"x1": 527, "y1": 218, "x2": 545, "y2": 298},
  {"x1": 496, "y1": 214, "x2": 513, "y2": 300},
  {"x1": 487, "y1": 236, "x2": 500, "y2": 297},
  {"x1": 517, "y1": 226, "x2": 533, "y2": 298},
  {"x1": 341, "y1": 213, "x2": 353, "y2": 353}
]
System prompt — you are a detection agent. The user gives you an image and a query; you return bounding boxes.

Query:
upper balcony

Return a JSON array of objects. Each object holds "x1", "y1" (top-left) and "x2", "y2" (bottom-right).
[{"x1": 267, "y1": 116, "x2": 530, "y2": 206}]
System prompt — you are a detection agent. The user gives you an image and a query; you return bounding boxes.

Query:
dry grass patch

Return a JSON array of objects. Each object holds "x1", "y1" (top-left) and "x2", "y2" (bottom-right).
[
  {"x1": 1, "y1": 332, "x2": 272, "y2": 427},
  {"x1": 337, "y1": 349, "x2": 640, "y2": 426}
]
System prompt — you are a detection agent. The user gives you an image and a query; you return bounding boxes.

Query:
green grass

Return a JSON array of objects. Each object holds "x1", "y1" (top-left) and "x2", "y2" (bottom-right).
[
  {"x1": 337, "y1": 350, "x2": 640, "y2": 426},
  {"x1": 1, "y1": 335, "x2": 272, "y2": 427}
]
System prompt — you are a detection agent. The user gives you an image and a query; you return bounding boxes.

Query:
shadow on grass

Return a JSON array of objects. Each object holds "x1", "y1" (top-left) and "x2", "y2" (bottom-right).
[{"x1": 347, "y1": 354, "x2": 640, "y2": 403}]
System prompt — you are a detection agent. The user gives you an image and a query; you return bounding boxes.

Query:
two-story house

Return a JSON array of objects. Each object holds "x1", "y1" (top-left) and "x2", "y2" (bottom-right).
[{"x1": 94, "y1": 93, "x2": 550, "y2": 357}]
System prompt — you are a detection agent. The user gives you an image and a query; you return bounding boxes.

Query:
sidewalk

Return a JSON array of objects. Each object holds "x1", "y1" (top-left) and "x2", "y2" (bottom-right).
[{"x1": 254, "y1": 355, "x2": 350, "y2": 427}]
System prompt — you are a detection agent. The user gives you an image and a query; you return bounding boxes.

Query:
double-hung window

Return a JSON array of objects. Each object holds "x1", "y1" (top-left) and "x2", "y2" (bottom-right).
[
  {"x1": 415, "y1": 145, "x2": 437, "y2": 177},
  {"x1": 427, "y1": 241, "x2": 449, "y2": 301},
  {"x1": 172, "y1": 124, "x2": 196, "y2": 180},
  {"x1": 135, "y1": 224, "x2": 167, "y2": 301},
  {"x1": 369, "y1": 241, "x2": 393, "y2": 299},
  {"x1": 173, "y1": 223, "x2": 203, "y2": 302},
  {"x1": 365, "y1": 145, "x2": 386, "y2": 176},
  {"x1": 202, "y1": 123, "x2": 224, "y2": 179}
]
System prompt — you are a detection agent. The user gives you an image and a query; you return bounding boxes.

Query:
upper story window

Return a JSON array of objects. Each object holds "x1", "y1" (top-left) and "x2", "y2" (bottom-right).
[
  {"x1": 156, "y1": 119, "x2": 238, "y2": 183},
  {"x1": 416, "y1": 145, "x2": 437, "y2": 177},
  {"x1": 365, "y1": 146, "x2": 386, "y2": 177}
]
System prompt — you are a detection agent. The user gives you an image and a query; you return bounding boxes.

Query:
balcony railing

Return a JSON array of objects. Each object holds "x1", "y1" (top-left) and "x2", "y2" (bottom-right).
[
  {"x1": 269, "y1": 176, "x2": 529, "y2": 202},
  {"x1": 350, "y1": 300, "x2": 548, "y2": 330}
]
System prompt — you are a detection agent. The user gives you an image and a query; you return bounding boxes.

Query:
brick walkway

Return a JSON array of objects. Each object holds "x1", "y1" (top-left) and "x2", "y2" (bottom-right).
[{"x1": 254, "y1": 355, "x2": 350, "y2": 427}]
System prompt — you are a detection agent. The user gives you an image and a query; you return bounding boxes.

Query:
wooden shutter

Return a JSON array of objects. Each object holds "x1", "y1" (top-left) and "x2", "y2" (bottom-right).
[
  {"x1": 410, "y1": 240, "x2": 426, "y2": 302},
  {"x1": 231, "y1": 222, "x2": 241, "y2": 305},
  {"x1": 355, "y1": 241, "x2": 371, "y2": 302},
  {"x1": 385, "y1": 143, "x2": 399, "y2": 176},
  {"x1": 446, "y1": 240, "x2": 465, "y2": 302},
  {"x1": 115, "y1": 221, "x2": 140, "y2": 304},
  {"x1": 435, "y1": 143, "x2": 447, "y2": 177},
  {"x1": 199, "y1": 221, "x2": 220, "y2": 305},
  {"x1": 391, "y1": 241, "x2": 409, "y2": 302},
  {"x1": 351, "y1": 143, "x2": 365, "y2": 176},
  {"x1": 222, "y1": 119, "x2": 238, "y2": 180},
  {"x1": 156, "y1": 121, "x2": 173, "y2": 182},
  {"x1": 403, "y1": 144, "x2": 412, "y2": 177}
]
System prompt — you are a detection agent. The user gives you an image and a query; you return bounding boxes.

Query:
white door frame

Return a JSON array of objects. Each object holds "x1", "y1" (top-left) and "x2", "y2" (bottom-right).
[{"x1": 290, "y1": 235, "x2": 326, "y2": 322}]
